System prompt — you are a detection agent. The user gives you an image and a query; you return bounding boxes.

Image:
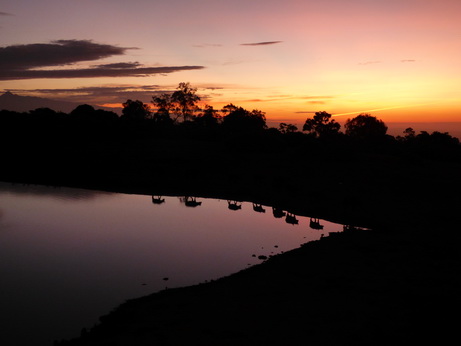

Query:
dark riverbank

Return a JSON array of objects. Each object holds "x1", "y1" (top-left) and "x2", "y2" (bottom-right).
[
  {"x1": 57, "y1": 226, "x2": 459, "y2": 346},
  {"x1": 2, "y1": 113, "x2": 461, "y2": 344},
  {"x1": 3, "y1": 128, "x2": 461, "y2": 226}
]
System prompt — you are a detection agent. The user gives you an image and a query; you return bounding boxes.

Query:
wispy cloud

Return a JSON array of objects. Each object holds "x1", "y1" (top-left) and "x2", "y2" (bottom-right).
[
  {"x1": 0, "y1": 40, "x2": 205, "y2": 80},
  {"x1": 192, "y1": 43, "x2": 222, "y2": 48},
  {"x1": 0, "y1": 12, "x2": 13, "y2": 16},
  {"x1": 222, "y1": 59, "x2": 253, "y2": 66},
  {"x1": 358, "y1": 60, "x2": 382, "y2": 65},
  {"x1": 332, "y1": 102, "x2": 438, "y2": 117},
  {"x1": 6, "y1": 83, "x2": 233, "y2": 105},
  {"x1": 0, "y1": 66, "x2": 204, "y2": 80},
  {"x1": 240, "y1": 41, "x2": 283, "y2": 46},
  {"x1": 401, "y1": 59, "x2": 416, "y2": 63},
  {"x1": 241, "y1": 95, "x2": 334, "y2": 103},
  {"x1": 299, "y1": 96, "x2": 335, "y2": 100},
  {"x1": 7, "y1": 85, "x2": 176, "y2": 104}
]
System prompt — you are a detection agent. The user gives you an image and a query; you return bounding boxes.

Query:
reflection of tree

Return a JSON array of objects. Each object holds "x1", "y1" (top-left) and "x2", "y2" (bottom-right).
[
  {"x1": 227, "y1": 200, "x2": 242, "y2": 211},
  {"x1": 285, "y1": 213, "x2": 299, "y2": 225},
  {"x1": 272, "y1": 207, "x2": 286, "y2": 219},
  {"x1": 180, "y1": 196, "x2": 202, "y2": 207},
  {"x1": 309, "y1": 218, "x2": 324, "y2": 230},
  {"x1": 252, "y1": 203, "x2": 265, "y2": 213},
  {"x1": 151, "y1": 196, "x2": 165, "y2": 204}
]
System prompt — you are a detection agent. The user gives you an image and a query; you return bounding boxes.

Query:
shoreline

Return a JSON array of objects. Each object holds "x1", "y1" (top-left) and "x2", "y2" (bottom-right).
[
  {"x1": 2, "y1": 133, "x2": 461, "y2": 344},
  {"x1": 3, "y1": 178, "x2": 460, "y2": 345},
  {"x1": 57, "y1": 219, "x2": 459, "y2": 345}
]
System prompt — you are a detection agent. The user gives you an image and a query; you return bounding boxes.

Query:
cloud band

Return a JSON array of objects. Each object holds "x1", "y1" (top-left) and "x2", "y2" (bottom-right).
[{"x1": 0, "y1": 40, "x2": 204, "y2": 80}]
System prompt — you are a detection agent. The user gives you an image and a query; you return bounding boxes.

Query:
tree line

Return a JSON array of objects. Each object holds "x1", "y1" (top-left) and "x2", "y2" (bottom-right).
[{"x1": 1, "y1": 82, "x2": 460, "y2": 161}]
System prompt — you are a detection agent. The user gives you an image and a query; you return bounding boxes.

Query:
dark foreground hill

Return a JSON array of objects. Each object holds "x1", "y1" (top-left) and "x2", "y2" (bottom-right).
[{"x1": 1, "y1": 114, "x2": 461, "y2": 345}]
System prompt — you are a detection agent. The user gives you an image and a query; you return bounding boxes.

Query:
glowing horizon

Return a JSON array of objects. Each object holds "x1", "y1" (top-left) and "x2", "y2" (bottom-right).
[{"x1": 1, "y1": 0, "x2": 460, "y2": 127}]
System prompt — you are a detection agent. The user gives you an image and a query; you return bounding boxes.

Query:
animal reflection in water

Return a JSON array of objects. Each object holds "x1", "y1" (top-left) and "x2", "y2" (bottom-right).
[
  {"x1": 309, "y1": 218, "x2": 324, "y2": 230},
  {"x1": 272, "y1": 207, "x2": 286, "y2": 219},
  {"x1": 180, "y1": 196, "x2": 202, "y2": 207},
  {"x1": 252, "y1": 203, "x2": 266, "y2": 213},
  {"x1": 152, "y1": 197, "x2": 335, "y2": 231},
  {"x1": 285, "y1": 212, "x2": 299, "y2": 225},
  {"x1": 151, "y1": 196, "x2": 165, "y2": 204},
  {"x1": 227, "y1": 200, "x2": 242, "y2": 211}
]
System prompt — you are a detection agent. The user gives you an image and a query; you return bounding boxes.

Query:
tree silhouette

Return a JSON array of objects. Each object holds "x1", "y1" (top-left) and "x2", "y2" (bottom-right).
[
  {"x1": 70, "y1": 104, "x2": 96, "y2": 119},
  {"x1": 278, "y1": 123, "x2": 298, "y2": 134},
  {"x1": 151, "y1": 93, "x2": 175, "y2": 124},
  {"x1": 221, "y1": 104, "x2": 267, "y2": 132},
  {"x1": 171, "y1": 82, "x2": 201, "y2": 122},
  {"x1": 302, "y1": 111, "x2": 340, "y2": 138},
  {"x1": 344, "y1": 113, "x2": 387, "y2": 139},
  {"x1": 29, "y1": 107, "x2": 58, "y2": 118},
  {"x1": 121, "y1": 99, "x2": 151, "y2": 121},
  {"x1": 194, "y1": 105, "x2": 221, "y2": 128},
  {"x1": 403, "y1": 127, "x2": 416, "y2": 139},
  {"x1": 93, "y1": 109, "x2": 118, "y2": 122}
]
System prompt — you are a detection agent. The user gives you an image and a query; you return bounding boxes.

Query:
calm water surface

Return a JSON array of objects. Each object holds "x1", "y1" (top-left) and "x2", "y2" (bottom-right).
[{"x1": 0, "y1": 182, "x2": 344, "y2": 345}]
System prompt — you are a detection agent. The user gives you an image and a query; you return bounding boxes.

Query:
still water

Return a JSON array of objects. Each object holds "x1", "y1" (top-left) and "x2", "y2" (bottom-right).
[{"x1": 0, "y1": 182, "x2": 344, "y2": 345}]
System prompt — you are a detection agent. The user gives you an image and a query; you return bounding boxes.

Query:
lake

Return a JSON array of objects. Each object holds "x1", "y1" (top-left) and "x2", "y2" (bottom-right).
[{"x1": 0, "y1": 182, "x2": 345, "y2": 345}]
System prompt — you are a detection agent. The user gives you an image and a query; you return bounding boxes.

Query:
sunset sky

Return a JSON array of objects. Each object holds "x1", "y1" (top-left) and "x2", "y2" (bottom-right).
[{"x1": 1, "y1": 0, "x2": 460, "y2": 131}]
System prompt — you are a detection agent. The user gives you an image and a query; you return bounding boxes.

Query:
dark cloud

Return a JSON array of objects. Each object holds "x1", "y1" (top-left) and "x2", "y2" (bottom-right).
[
  {"x1": 94, "y1": 62, "x2": 142, "y2": 69},
  {"x1": 0, "y1": 40, "x2": 131, "y2": 70},
  {"x1": 240, "y1": 41, "x2": 283, "y2": 46},
  {"x1": 0, "y1": 12, "x2": 13, "y2": 16},
  {"x1": 0, "y1": 40, "x2": 205, "y2": 80},
  {"x1": 294, "y1": 111, "x2": 316, "y2": 114},
  {"x1": 0, "y1": 65, "x2": 204, "y2": 80}
]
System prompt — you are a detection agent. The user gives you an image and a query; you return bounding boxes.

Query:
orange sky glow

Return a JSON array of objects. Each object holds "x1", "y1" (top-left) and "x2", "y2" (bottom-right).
[{"x1": 1, "y1": 0, "x2": 460, "y2": 135}]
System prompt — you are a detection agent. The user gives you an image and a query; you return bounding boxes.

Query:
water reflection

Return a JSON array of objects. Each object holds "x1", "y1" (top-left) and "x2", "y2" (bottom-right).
[
  {"x1": 227, "y1": 200, "x2": 242, "y2": 210},
  {"x1": 179, "y1": 196, "x2": 203, "y2": 207},
  {"x1": 0, "y1": 181, "x2": 114, "y2": 201},
  {"x1": 0, "y1": 183, "x2": 358, "y2": 346},
  {"x1": 252, "y1": 203, "x2": 266, "y2": 213},
  {"x1": 309, "y1": 218, "x2": 324, "y2": 230},
  {"x1": 151, "y1": 196, "x2": 165, "y2": 204},
  {"x1": 151, "y1": 196, "x2": 351, "y2": 234},
  {"x1": 272, "y1": 207, "x2": 286, "y2": 218},
  {"x1": 285, "y1": 212, "x2": 299, "y2": 225}
]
